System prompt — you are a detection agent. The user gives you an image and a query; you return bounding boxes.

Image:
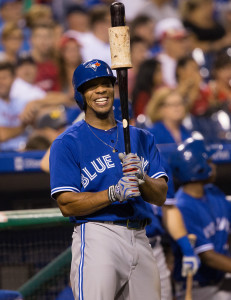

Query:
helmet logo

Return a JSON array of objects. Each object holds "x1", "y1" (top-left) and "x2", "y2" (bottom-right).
[{"x1": 85, "y1": 60, "x2": 101, "y2": 71}]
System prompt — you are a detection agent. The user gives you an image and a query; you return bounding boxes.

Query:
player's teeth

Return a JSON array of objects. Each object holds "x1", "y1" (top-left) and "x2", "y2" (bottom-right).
[{"x1": 96, "y1": 98, "x2": 107, "y2": 103}]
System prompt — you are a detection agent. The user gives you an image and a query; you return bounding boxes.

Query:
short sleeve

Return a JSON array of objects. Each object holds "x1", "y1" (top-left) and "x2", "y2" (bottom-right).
[
  {"x1": 147, "y1": 134, "x2": 168, "y2": 181},
  {"x1": 178, "y1": 206, "x2": 214, "y2": 254},
  {"x1": 50, "y1": 139, "x2": 81, "y2": 198}
]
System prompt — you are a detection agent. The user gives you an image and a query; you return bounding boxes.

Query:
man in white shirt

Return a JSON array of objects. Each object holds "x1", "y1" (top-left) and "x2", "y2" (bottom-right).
[
  {"x1": 155, "y1": 18, "x2": 189, "y2": 87},
  {"x1": 0, "y1": 61, "x2": 45, "y2": 151}
]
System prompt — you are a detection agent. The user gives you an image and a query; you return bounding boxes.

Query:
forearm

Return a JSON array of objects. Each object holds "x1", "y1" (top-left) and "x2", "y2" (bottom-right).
[
  {"x1": 56, "y1": 190, "x2": 111, "y2": 217},
  {"x1": 162, "y1": 205, "x2": 187, "y2": 240},
  {"x1": 0, "y1": 125, "x2": 25, "y2": 142},
  {"x1": 200, "y1": 250, "x2": 231, "y2": 273},
  {"x1": 139, "y1": 176, "x2": 167, "y2": 206},
  {"x1": 39, "y1": 92, "x2": 74, "y2": 107}
]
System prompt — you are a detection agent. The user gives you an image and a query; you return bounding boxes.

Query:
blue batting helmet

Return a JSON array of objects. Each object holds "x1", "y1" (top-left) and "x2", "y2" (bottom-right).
[
  {"x1": 169, "y1": 137, "x2": 221, "y2": 184},
  {"x1": 72, "y1": 59, "x2": 117, "y2": 109}
]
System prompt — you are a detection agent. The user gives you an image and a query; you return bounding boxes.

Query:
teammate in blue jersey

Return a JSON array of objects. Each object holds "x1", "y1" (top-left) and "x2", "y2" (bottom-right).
[
  {"x1": 146, "y1": 159, "x2": 200, "y2": 300},
  {"x1": 170, "y1": 137, "x2": 231, "y2": 300},
  {"x1": 49, "y1": 59, "x2": 168, "y2": 300}
]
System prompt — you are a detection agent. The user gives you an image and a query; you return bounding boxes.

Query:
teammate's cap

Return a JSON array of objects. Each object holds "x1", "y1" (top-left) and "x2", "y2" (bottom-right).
[
  {"x1": 72, "y1": 59, "x2": 117, "y2": 110},
  {"x1": 169, "y1": 137, "x2": 222, "y2": 184},
  {"x1": 155, "y1": 18, "x2": 187, "y2": 41},
  {"x1": 36, "y1": 109, "x2": 67, "y2": 130}
]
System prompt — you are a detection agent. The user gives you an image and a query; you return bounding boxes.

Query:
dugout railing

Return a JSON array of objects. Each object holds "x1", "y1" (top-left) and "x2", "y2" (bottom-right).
[{"x1": 0, "y1": 208, "x2": 73, "y2": 300}]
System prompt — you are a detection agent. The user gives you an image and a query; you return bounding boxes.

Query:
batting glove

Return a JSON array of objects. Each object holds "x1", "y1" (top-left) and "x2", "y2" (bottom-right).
[
  {"x1": 119, "y1": 153, "x2": 146, "y2": 185},
  {"x1": 176, "y1": 235, "x2": 200, "y2": 277},
  {"x1": 182, "y1": 255, "x2": 200, "y2": 277},
  {"x1": 108, "y1": 175, "x2": 140, "y2": 203}
]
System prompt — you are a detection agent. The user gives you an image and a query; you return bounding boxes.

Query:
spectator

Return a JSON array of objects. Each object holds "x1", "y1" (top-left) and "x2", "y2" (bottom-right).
[
  {"x1": 30, "y1": 23, "x2": 61, "y2": 92},
  {"x1": 78, "y1": 5, "x2": 112, "y2": 67},
  {"x1": 128, "y1": 36, "x2": 149, "y2": 100},
  {"x1": 0, "y1": 0, "x2": 23, "y2": 28},
  {"x1": 15, "y1": 54, "x2": 37, "y2": 85},
  {"x1": 64, "y1": 4, "x2": 90, "y2": 44},
  {"x1": 24, "y1": 107, "x2": 68, "y2": 151},
  {"x1": 0, "y1": 62, "x2": 43, "y2": 151},
  {"x1": 155, "y1": 18, "x2": 190, "y2": 87},
  {"x1": 132, "y1": 58, "x2": 164, "y2": 117},
  {"x1": 121, "y1": 0, "x2": 179, "y2": 23},
  {"x1": 0, "y1": 0, "x2": 30, "y2": 52},
  {"x1": 129, "y1": 15, "x2": 157, "y2": 55},
  {"x1": 170, "y1": 137, "x2": 231, "y2": 300},
  {"x1": 180, "y1": 0, "x2": 231, "y2": 79},
  {"x1": 208, "y1": 50, "x2": 231, "y2": 114},
  {"x1": 25, "y1": 4, "x2": 54, "y2": 28},
  {"x1": 0, "y1": 21, "x2": 23, "y2": 63},
  {"x1": 146, "y1": 87, "x2": 191, "y2": 144},
  {"x1": 139, "y1": 0, "x2": 179, "y2": 23},
  {"x1": 180, "y1": 0, "x2": 231, "y2": 54},
  {"x1": 176, "y1": 55, "x2": 211, "y2": 117},
  {"x1": 57, "y1": 36, "x2": 82, "y2": 96}
]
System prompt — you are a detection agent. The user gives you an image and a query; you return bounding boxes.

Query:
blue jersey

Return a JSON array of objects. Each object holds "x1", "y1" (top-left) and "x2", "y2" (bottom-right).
[
  {"x1": 50, "y1": 120, "x2": 167, "y2": 224},
  {"x1": 148, "y1": 121, "x2": 191, "y2": 145},
  {"x1": 145, "y1": 159, "x2": 176, "y2": 238},
  {"x1": 174, "y1": 184, "x2": 231, "y2": 285}
]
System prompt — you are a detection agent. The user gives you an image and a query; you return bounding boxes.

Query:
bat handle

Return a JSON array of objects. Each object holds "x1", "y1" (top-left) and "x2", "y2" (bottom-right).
[
  {"x1": 116, "y1": 68, "x2": 131, "y2": 154},
  {"x1": 185, "y1": 273, "x2": 193, "y2": 300},
  {"x1": 185, "y1": 234, "x2": 197, "y2": 300}
]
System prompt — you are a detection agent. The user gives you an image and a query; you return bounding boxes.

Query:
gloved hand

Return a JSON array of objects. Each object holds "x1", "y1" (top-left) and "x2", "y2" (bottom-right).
[
  {"x1": 181, "y1": 255, "x2": 200, "y2": 277},
  {"x1": 176, "y1": 235, "x2": 200, "y2": 277},
  {"x1": 108, "y1": 175, "x2": 140, "y2": 203},
  {"x1": 119, "y1": 153, "x2": 145, "y2": 184}
]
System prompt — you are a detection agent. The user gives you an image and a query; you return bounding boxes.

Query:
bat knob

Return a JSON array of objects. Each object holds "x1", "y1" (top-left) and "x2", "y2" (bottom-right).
[{"x1": 110, "y1": 2, "x2": 125, "y2": 27}]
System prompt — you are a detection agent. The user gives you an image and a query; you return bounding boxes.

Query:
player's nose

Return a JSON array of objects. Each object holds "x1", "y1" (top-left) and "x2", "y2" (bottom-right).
[{"x1": 95, "y1": 84, "x2": 107, "y2": 93}]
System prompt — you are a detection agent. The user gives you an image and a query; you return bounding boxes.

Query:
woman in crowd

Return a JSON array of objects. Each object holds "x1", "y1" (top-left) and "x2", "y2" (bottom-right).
[
  {"x1": 132, "y1": 58, "x2": 164, "y2": 118},
  {"x1": 146, "y1": 87, "x2": 191, "y2": 144},
  {"x1": 56, "y1": 36, "x2": 83, "y2": 97}
]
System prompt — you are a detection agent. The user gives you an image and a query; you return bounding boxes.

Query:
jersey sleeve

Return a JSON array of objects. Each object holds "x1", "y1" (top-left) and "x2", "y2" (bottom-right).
[
  {"x1": 147, "y1": 134, "x2": 168, "y2": 181},
  {"x1": 50, "y1": 139, "x2": 81, "y2": 198},
  {"x1": 160, "y1": 155, "x2": 176, "y2": 205},
  {"x1": 177, "y1": 205, "x2": 214, "y2": 254}
]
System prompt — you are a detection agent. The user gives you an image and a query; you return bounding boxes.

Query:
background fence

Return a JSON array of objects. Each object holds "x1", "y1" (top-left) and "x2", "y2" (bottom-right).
[{"x1": 0, "y1": 208, "x2": 73, "y2": 300}]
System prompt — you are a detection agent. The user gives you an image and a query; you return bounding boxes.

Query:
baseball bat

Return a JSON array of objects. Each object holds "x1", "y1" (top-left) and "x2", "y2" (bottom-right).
[
  {"x1": 110, "y1": 2, "x2": 131, "y2": 154},
  {"x1": 185, "y1": 234, "x2": 197, "y2": 300}
]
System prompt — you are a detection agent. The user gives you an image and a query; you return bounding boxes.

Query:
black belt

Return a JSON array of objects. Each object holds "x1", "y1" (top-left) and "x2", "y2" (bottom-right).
[{"x1": 103, "y1": 219, "x2": 148, "y2": 230}]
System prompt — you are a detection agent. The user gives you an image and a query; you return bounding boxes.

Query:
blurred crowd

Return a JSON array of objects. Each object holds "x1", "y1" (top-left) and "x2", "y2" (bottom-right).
[{"x1": 1, "y1": 0, "x2": 231, "y2": 152}]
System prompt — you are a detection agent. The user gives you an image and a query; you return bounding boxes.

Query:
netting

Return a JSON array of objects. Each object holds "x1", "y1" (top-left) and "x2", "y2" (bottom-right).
[{"x1": 0, "y1": 208, "x2": 73, "y2": 300}]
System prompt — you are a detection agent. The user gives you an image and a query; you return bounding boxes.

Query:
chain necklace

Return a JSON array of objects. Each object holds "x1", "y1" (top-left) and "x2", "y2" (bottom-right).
[{"x1": 86, "y1": 122, "x2": 119, "y2": 153}]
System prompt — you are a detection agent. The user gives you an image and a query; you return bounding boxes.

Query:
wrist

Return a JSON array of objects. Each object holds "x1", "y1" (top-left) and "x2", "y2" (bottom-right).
[
  {"x1": 176, "y1": 235, "x2": 194, "y2": 256},
  {"x1": 108, "y1": 185, "x2": 117, "y2": 203}
]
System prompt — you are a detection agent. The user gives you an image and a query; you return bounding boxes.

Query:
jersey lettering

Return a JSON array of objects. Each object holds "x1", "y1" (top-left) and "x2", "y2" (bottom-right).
[
  {"x1": 102, "y1": 154, "x2": 115, "y2": 168},
  {"x1": 81, "y1": 174, "x2": 90, "y2": 188},
  {"x1": 203, "y1": 217, "x2": 230, "y2": 238},
  {"x1": 91, "y1": 158, "x2": 106, "y2": 173},
  {"x1": 83, "y1": 167, "x2": 97, "y2": 181},
  {"x1": 81, "y1": 154, "x2": 150, "y2": 189}
]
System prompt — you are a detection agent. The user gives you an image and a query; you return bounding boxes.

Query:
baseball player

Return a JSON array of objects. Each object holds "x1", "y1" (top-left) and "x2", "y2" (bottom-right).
[
  {"x1": 170, "y1": 137, "x2": 231, "y2": 300},
  {"x1": 49, "y1": 59, "x2": 168, "y2": 300},
  {"x1": 146, "y1": 158, "x2": 200, "y2": 300}
]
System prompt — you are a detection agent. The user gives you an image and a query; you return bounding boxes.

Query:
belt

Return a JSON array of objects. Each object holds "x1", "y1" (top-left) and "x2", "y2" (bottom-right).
[{"x1": 102, "y1": 219, "x2": 148, "y2": 230}]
